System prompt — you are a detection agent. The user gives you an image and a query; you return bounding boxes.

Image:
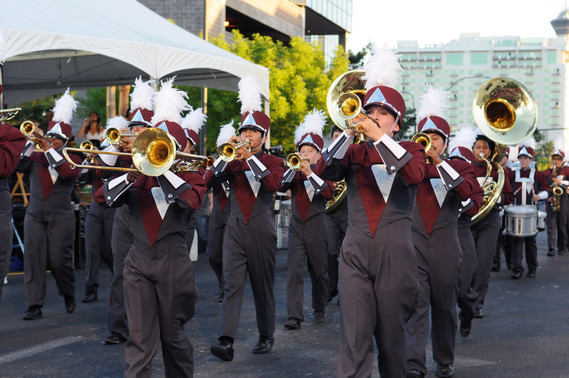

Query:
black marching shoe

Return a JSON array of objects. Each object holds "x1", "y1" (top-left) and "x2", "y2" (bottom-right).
[
  {"x1": 313, "y1": 310, "x2": 326, "y2": 324},
  {"x1": 23, "y1": 306, "x2": 42, "y2": 320},
  {"x1": 473, "y1": 308, "x2": 484, "y2": 318},
  {"x1": 102, "y1": 333, "x2": 127, "y2": 345},
  {"x1": 284, "y1": 317, "x2": 301, "y2": 330},
  {"x1": 81, "y1": 293, "x2": 97, "y2": 303},
  {"x1": 459, "y1": 313, "x2": 472, "y2": 337},
  {"x1": 252, "y1": 335, "x2": 274, "y2": 354},
  {"x1": 559, "y1": 250, "x2": 565, "y2": 256},
  {"x1": 406, "y1": 368, "x2": 425, "y2": 378},
  {"x1": 547, "y1": 249, "x2": 555, "y2": 256},
  {"x1": 327, "y1": 288, "x2": 338, "y2": 303},
  {"x1": 511, "y1": 271, "x2": 523, "y2": 280},
  {"x1": 436, "y1": 363, "x2": 454, "y2": 377},
  {"x1": 64, "y1": 296, "x2": 76, "y2": 313},
  {"x1": 211, "y1": 337, "x2": 234, "y2": 361},
  {"x1": 527, "y1": 270, "x2": 536, "y2": 278}
]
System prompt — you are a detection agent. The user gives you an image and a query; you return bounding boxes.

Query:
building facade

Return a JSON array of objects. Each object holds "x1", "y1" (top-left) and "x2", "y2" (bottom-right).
[
  {"x1": 138, "y1": 0, "x2": 352, "y2": 62},
  {"x1": 396, "y1": 32, "x2": 567, "y2": 145}
]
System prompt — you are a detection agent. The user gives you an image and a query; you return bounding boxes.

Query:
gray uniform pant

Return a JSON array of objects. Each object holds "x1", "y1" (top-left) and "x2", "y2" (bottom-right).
[
  {"x1": 325, "y1": 209, "x2": 347, "y2": 295},
  {"x1": 0, "y1": 191, "x2": 12, "y2": 304},
  {"x1": 546, "y1": 197, "x2": 569, "y2": 253},
  {"x1": 457, "y1": 215, "x2": 478, "y2": 322},
  {"x1": 339, "y1": 222, "x2": 418, "y2": 378},
  {"x1": 407, "y1": 229, "x2": 461, "y2": 373},
  {"x1": 124, "y1": 236, "x2": 197, "y2": 378},
  {"x1": 219, "y1": 214, "x2": 276, "y2": 339},
  {"x1": 24, "y1": 207, "x2": 76, "y2": 307},
  {"x1": 471, "y1": 210, "x2": 501, "y2": 311},
  {"x1": 107, "y1": 205, "x2": 131, "y2": 338},
  {"x1": 286, "y1": 215, "x2": 328, "y2": 320},
  {"x1": 84, "y1": 201, "x2": 116, "y2": 295}
]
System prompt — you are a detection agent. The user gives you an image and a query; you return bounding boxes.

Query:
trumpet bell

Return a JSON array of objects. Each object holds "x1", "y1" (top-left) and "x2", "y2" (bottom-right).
[
  {"x1": 132, "y1": 128, "x2": 176, "y2": 177},
  {"x1": 286, "y1": 153, "x2": 302, "y2": 170},
  {"x1": 473, "y1": 77, "x2": 538, "y2": 145},
  {"x1": 79, "y1": 140, "x2": 94, "y2": 150},
  {"x1": 411, "y1": 132, "x2": 432, "y2": 152}
]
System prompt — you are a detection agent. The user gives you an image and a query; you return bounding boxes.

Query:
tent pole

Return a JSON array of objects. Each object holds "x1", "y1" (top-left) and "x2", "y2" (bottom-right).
[
  {"x1": 0, "y1": 64, "x2": 4, "y2": 109},
  {"x1": 200, "y1": 87, "x2": 207, "y2": 155}
]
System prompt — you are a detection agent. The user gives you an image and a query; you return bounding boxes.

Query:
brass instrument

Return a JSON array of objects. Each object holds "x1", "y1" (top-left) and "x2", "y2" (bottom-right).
[
  {"x1": 327, "y1": 69, "x2": 377, "y2": 141},
  {"x1": 286, "y1": 153, "x2": 303, "y2": 170},
  {"x1": 325, "y1": 179, "x2": 347, "y2": 213},
  {"x1": 473, "y1": 77, "x2": 537, "y2": 145},
  {"x1": 20, "y1": 120, "x2": 51, "y2": 147},
  {"x1": 551, "y1": 165, "x2": 563, "y2": 213},
  {"x1": 218, "y1": 140, "x2": 251, "y2": 162},
  {"x1": 62, "y1": 128, "x2": 211, "y2": 176},
  {"x1": 105, "y1": 127, "x2": 137, "y2": 146},
  {"x1": 0, "y1": 107, "x2": 22, "y2": 122},
  {"x1": 411, "y1": 132, "x2": 433, "y2": 164},
  {"x1": 79, "y1": 140, "x2": 94, "y2": 150},
  {"x1": 471, "y1": 77, "x2": 537, "y2": 224}
]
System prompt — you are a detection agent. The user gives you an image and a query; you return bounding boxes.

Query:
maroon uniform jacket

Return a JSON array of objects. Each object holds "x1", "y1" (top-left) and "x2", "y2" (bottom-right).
[
  {"x1": 281, "y1": 168, "x2": 334, "y2": 222},
  {"x1": 0, "y1": 125, "x2": 26, "y2": 178},
  {"x1": 318, "y1": 133, "x2": 426, "y2": 237},
  {"x1": 204, "y1": 151, "x2": 284, "y2": 224}
]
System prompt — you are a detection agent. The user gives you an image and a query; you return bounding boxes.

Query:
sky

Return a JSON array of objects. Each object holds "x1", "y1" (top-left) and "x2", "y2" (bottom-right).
[{"x1": 347, "y1": 0, "x2": 568, "y2": 53}]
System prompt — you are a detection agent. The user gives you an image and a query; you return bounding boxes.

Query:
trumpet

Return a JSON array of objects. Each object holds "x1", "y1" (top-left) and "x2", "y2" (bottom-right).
[
  {"x1": 286, "y1": 153, "x2": 306, "y2": 170},
  {"x1": 218, "y1": 140, "x2": 251, "y2": 162},
  {"x1": 20, "y1": 120, "x2": 51, "y2": 148},
  {"x1": 411, "y1": 132, "x2": 432, "y2": 163},
  {"x1": 62, "y1": 128, "x2": 211, "y2": 176},
  {"x1": 105, "y1": 127, "x2": 137, "y2": 146},
  {"x1": 0, "y1": 107, "x2": 22, "y2": 122}
]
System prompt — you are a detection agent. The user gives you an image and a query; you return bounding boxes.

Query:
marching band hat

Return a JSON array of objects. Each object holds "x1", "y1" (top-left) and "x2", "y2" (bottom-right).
[
  {"x1": 416, "y1": 86, "x2": 451, "y2": 141},
  {"x1": 151, "y1": 77, "x2": 191, "y2": 151},
  {"x1": 129, "y1": 77, "x2": 156, "y2": 127},
  {"x1": 362, "y1": 47, "x2": 406, "y2": 125},
  {"x1": 46, "y1": 89, "x2": 77, "y2": 140},
  {"x1": 449, "y1": 146, "x2": 476, "y2": 164},
  {"x1": 518, "y1": 136, "x2": 536, "y2": 159},
  {"x1": 295, "y1": 109, "x2": 326, "y2": 152},
  {"x1": 238, "y1": 76, "x2": 269, "y2": 135}
]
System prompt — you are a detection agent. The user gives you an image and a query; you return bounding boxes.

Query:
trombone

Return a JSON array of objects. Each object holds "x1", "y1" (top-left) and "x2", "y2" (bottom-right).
[
  {"x1": 62, "y1": 128, "x2": 211, "y2": 176},
  {"x1": 0, "y1": 107, "x2": 22, "y2": 122},
  {"x1": 105, "y1": 127, "x2": 137, "y2": 146},
  {"x1": 218, "y1": 140, "x2": 251, "y2": 162}
]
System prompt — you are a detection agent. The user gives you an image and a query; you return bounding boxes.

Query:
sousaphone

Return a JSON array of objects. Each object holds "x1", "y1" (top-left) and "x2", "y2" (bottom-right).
[{"x1": 471, "y1": 77, "x2": 538, "y2": 224}]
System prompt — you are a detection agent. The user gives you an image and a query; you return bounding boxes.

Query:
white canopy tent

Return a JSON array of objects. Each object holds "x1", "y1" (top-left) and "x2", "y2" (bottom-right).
[{"x1": 0, "y1": 0, "x2": 270, "y2": 107}]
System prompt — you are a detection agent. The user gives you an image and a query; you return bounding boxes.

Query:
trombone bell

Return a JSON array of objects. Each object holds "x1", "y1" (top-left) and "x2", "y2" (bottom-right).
[
  {"x1": 327, "y1": 70, "x2": 368, "y2": 130},
  {"x1": 132, "y1": 128, "x2": 176, "y2": 177},
  {"x1": 473, "y1": 77, "x2": 537, "y2": 145}
]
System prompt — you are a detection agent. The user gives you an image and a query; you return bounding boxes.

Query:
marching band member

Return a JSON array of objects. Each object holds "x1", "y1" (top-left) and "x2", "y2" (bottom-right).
[
  {"x1": 448, "y1": 129, "x2": 485, "y2": 338},
  {"x1": 281, "y1": 110, "x2": 333, "y2": 330},
  {"x1": 206, "y1": 120, "x2": 236, "y2": 302},
  {"x1": 102, "y1": 78, "x2": 155, "y2": 345},
  {"x1": 80, "y1": 116, "x2": 128, "y2": 304},
  {"x1": 324, "y1": 124, "x2": 348, "y2": 303},
  {"x1": 181, "y1": 108, "x2": 209, "y2": 255},
  {"x1": 0, "y1": 121, "x2": 26, "y2": 304},
  {"x1": 470, "y1": 130, "x2": 513, "y2": 318},
  {"x1": 508, "y1": 139, "x2": 551, "y2": 279},
  {"x1": 208, "y1": 76, "x2": 284, "y2": 361},
  {"x1": 543, "y1": 142, "x2": 569, "y2": 256},
  {"x1": 406, "y1": 87, "x2": 475, "y2": 378},
  {"x1": 318, "y1": 48, "x2": 426, "y2": 377},
  {"x1": 97, "y1": 78, "x2": 205, "y2": 376},
  {"x1": 21, "y1": 90, "x2": 82, "y2": 320}
]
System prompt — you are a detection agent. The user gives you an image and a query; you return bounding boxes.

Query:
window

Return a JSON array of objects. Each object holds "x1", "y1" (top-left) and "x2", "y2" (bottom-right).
[
  {"x1": 446, "y1": 53, "x2": 463, "y2": 65},
  {"x1": 547, "y1": 51, "x2": 558, "y2": 65},
  {"x1": 471, "y1": 52, "x2": 488, "y2": 65}
]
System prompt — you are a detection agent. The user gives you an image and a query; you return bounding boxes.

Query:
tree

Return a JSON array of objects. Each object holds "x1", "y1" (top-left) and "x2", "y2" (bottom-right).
[
  {"x1": 209, "y1": 31, "x2": 349, "y2": 153},
  {"x1": 347, "y1": 43, "x2": 373, "y2": 70}
]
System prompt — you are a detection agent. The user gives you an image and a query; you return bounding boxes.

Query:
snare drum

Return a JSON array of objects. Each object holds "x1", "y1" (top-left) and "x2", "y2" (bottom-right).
[{"x1": 505, "y1": 205, "x2": 538, "y2": 237}]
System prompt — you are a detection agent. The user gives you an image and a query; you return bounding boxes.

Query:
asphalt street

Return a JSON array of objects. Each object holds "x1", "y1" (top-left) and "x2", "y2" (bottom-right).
[{"x1": 1, "y1": 231, "x2": 569, "y2": 377}]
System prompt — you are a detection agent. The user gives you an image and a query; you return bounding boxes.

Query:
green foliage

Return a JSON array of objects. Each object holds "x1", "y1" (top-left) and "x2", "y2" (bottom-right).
[
  {"x1": 209, "y1": 30, "x2": 349, "y2": 153},
  {"x1": 536, "y1": 140, "x2": 553, "y2": 171},
  {"x1": 10, "y1": 96, "x2": 56, "y2": 125},
  {"x1": 347, "y1": 43, "x2": 373, "y2": 70},
  {"x1": 399, "y1": 107, "x2": 416, "y2": 141}
]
